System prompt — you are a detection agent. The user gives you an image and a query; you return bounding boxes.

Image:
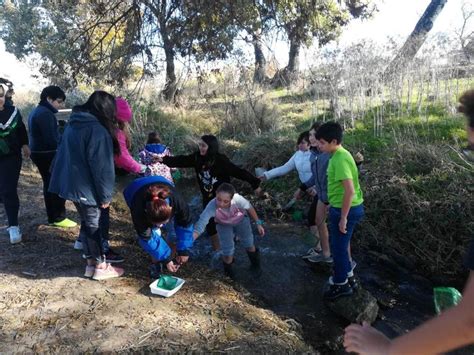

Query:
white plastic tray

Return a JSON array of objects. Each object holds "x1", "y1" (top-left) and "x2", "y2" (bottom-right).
[{"x1": 149, "y1": 276, "x2": 185, "y2": 297}]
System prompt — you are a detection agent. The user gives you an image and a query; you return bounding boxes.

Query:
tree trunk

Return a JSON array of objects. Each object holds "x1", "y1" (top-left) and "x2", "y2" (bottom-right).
[
  {"x1": 253, "y1": 32, "x2": 268, "y2": 84},
  {"x1": 162, "y1": 37, "x2": 178, "y2": 102},
  {"x1": 287, "y1": 39, "x2": 300, "y2": 73},
  {"x1": 385, "y1": 0, "x2": 447, "y2": 77}
]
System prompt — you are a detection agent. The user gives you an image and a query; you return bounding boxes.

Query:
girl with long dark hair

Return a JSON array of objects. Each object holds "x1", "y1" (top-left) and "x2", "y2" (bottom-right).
[
  {"x1": 49, "y1": 91, "x2": 123, "y2": 280},
  {"x1": 161, "y1": 135, "x2": 261, "y2": 251}
]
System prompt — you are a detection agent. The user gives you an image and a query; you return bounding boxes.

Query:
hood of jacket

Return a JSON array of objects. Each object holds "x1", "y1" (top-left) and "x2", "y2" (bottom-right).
[{"x1": 145, "y1": 143, "x2": 168, "y2": 155}]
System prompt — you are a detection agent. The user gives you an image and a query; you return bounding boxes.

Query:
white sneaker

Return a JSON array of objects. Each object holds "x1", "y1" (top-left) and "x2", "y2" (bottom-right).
[
  {"x1": 74, "y1": 240, "x2": 83, "y2": 250},
  {"x1": 7, "y1": 226, "x2": 22, "y2": 244}
]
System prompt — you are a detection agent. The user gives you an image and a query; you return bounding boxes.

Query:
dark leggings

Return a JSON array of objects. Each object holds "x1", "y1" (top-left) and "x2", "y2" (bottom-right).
[
  {"x1": 0, "y1": 154, "x2": 22, "y2": 226},
  {"x1": 31, "y1": 152, "x2": 66, "y2": 223}
]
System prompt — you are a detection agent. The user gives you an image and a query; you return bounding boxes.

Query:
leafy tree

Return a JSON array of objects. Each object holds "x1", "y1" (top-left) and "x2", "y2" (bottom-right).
[
  {"x1": 266, "y1": 0, "x2": 375, "y2": 85},
  {"x1": 0, "y1": 0, "x2": 237, "y2": 102},
  {"x1": 227, "y1": 0, "x2": 274, "y2": 83}
]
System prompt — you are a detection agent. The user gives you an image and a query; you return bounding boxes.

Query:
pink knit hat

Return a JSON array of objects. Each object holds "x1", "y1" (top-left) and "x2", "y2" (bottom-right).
[{"x1": 115, "y1": 97, "x2": 132, "y2": 122}]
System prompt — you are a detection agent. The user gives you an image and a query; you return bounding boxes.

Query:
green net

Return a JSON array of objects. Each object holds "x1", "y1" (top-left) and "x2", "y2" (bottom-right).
[
  {"x1": 292, "y1": 210, "x2": 303, "y2": 221},
  {"x1": 172, "y1": 170, "x2": 181, "y2": 181},
  {"x1": 157, "y1": 275, "x2": 178, "y2": 290},
  {"x1": 433, "y1": 287, "x2": 462, "y2": 315}
]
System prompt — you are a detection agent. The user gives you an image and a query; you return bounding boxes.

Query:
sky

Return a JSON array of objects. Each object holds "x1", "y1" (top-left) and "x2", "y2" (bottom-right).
[{"x1": 0, "y1": 0, "x2": 472, "y2": 92}]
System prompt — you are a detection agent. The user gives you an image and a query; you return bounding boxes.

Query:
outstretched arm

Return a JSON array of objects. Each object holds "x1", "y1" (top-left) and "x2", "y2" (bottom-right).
[{"x1": 263, "y1": 153, "x2": 296, "y2": 180}]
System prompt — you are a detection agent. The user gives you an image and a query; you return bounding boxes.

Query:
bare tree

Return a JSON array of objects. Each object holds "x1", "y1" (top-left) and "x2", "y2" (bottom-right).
[{"x1": 455, "y1": 1, "x2": 474, "y2": 63}]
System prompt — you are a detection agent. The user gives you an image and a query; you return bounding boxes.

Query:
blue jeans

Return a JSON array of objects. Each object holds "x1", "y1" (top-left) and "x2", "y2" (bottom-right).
[
  {"x1": 329, "y1": 204, "x2": 364, "y2": 284},
  {"x1": 74, "y1": 203, "x2": 105, "y2": 263}
]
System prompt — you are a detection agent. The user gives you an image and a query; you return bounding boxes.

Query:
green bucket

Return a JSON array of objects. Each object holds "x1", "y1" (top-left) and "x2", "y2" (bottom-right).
[
  {"x1": 157, "y1": 275, "x2": 178, "y2": 290},
  {"x1": 433, "y1": 287, "x2": 462, "y2": 314}
]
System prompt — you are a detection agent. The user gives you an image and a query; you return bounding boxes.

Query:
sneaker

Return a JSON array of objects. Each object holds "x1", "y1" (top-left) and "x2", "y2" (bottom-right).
[
  {"x1": 84, "y1": 265, "x2": 95, "y2": 278},
  {"x1": 105, "y1": 249, "x2": 124, "y2": 263},
  {"x1": 301, "y1": 247, "x2": 322, "y2": 260},
  {"x1": 307, "y1": 253, "x2": 333, "y2": 263},
  {"x1": 323, "y1": 282, "x2": 353, "y2": 300},
  {"x1": 51, "y1": 218, "x2": 77, "y2": 228},
  {"x1": 7, "y1": 226, "x2": 22, "y2": 244},
  {"x1": 92, "y1": 263, "x2": 124, "y2": 280},
  {"x1": 73, "y1": 240, "x2": 83, "y2": 250}
]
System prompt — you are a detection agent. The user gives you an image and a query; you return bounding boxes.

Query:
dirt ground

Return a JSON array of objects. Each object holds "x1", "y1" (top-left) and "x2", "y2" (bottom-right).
[{"x1": 0, "y1": 167, "x2": 313, "y2": 353}]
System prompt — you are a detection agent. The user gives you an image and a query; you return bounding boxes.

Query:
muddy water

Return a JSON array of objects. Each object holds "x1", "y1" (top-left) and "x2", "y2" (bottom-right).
[{"x1": 177, "y1": 179, "x2": 471, "y2": 354}]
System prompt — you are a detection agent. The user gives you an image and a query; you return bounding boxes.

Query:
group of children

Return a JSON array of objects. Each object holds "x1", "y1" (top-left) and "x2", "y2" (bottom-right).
[
  {"x1": 0, "y1": 82, "x2": 365, "y2": 300},
  {"x1": 3, "y1": 80, "x2": 474, "y2": 353}
]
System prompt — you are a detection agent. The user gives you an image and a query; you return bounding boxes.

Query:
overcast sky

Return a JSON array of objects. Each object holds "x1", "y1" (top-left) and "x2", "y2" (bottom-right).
[{"x1": 0, "y1": 0, "x2": 472, "y2": 91}]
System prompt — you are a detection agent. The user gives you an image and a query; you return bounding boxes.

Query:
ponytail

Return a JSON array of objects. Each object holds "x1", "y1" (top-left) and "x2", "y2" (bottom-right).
[{"x1": 145, "y1": 184, "x2": 172, "y2": 224}]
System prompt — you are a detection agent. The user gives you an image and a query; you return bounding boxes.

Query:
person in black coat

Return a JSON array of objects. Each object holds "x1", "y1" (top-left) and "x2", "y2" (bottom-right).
[
  {"x1": 28, "y1": 85, "x2": 77, "y2": 228},
  {"x1": 0, "y1": 83, "x2": 30, "y2": 244},
  {"x1": 161, "y1": 135, "x2": 261, "y2": 251}
]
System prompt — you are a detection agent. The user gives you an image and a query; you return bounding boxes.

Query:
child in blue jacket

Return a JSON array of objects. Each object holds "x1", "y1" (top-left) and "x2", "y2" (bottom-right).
[{"x1": 123, "y1": 175, "x2": 194, "y2": 278}]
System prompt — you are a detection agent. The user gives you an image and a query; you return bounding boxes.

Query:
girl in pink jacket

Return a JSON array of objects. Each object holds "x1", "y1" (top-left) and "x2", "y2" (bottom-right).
[{"x1": 114, "y1": 97, "x2": 146, "y2": 175}]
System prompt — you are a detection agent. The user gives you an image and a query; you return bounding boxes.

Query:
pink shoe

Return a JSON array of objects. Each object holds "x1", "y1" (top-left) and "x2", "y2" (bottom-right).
[
  {"x1": 84, "y1": 265, "x2": 95, "y2": 278},
  {"x1": 92, "y1": 263, "x2": 124, "y2": 280}
]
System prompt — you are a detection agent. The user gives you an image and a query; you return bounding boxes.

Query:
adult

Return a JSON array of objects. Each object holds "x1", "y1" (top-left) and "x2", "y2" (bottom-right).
[
  {"x1": 49, "y1": 91, "x2": 123, "y2": 280},
  {"x1": 0, "y1": 83, "x2": 30, "y2": 244},
  {"x1": 343, "y1": 89, "x2": 474, "y2": 354},
  {"x1": 28, "y1": 85, "x2": 77, "y2": 227},
  {"x1": 123, "y1": 175, "x2": 194, "y2": 278},
  {"x1": 161, "y1": 135, "x2": 261, "y2": 251}
]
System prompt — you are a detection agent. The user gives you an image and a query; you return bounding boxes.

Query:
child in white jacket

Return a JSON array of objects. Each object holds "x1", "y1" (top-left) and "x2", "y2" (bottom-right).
[{"x1": 260, "y1": 131, "x2": 311, "y2": 183}]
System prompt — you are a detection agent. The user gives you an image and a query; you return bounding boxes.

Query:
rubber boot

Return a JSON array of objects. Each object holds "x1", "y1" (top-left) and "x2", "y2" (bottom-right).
[
  {"x1": 223, "y1": 261, "x2": 235, "y2": 279},
  {"x1": 247, "y1": 248, "x2": 262, "y2": 276}
]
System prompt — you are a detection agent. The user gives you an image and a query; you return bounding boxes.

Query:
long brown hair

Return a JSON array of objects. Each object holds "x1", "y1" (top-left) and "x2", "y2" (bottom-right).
[{"x1": 145, "y1": 184, "x2": 172, "y2": 224}]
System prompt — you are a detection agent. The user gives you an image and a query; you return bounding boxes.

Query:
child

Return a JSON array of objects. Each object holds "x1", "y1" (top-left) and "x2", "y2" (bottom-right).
[
  {"x1": 192, "y1": 183, "x2": 265, "y2": 279},
  {"x1": 162, "y1": 135, "x2": 261, "y2": 252},
  {"x1": 138, "y1": 131, "x2": 174, "y2": 182},
  {"x1": 259, "y1": 130, "x2": 312, "y2": 185},
  {"x1": 0, "y1": 83, "x2": 30, "y2": 244},
  {"x1": 315, "y1": 121, "x2": 364, "y2": 300},
  {"x1": 28, "y1": 85, "x2": 77, "y2": 228},
  {"x1": 49, "y1": 91, "x2": 123, "y2": 280},
  {"x1": 114, "y1": 97, "x2": 146, "y2": 175},
  {"x1": 123, "y1": 175, "x2": 194, "y2": 279},
  {"x1": 296, "y1": 122, "x2": 332, "y2": 263}
]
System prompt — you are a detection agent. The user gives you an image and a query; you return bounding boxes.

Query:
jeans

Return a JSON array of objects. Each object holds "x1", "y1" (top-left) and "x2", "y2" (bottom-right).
[
  {"x1": 78, "y1": 206, "x2": 110, "y2": 253},
  {"x1": 74, "y1": 202, "x2": 105, "y2": 263},
  {"x1": 216, "y1": 216, "x2": 255, "y2": 257},
  {"x1": 31, "y1": 152, "x2": 66, "y2": 223},
  {"x1": 0, "y1": 154, "x2": 22, "y2": 226},
  {"x1": 328, "y1": 204, "x2": 364, "y2": 284}
]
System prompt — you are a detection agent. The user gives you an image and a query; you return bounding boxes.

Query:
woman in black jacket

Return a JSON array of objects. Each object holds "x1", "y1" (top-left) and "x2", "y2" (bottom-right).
[
  {"x1": 0, "y1": 83, "x2": 30, "y2": 244},
  {"x1": 161, "y1": 135, "x2": 261, "y2": 250}
]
